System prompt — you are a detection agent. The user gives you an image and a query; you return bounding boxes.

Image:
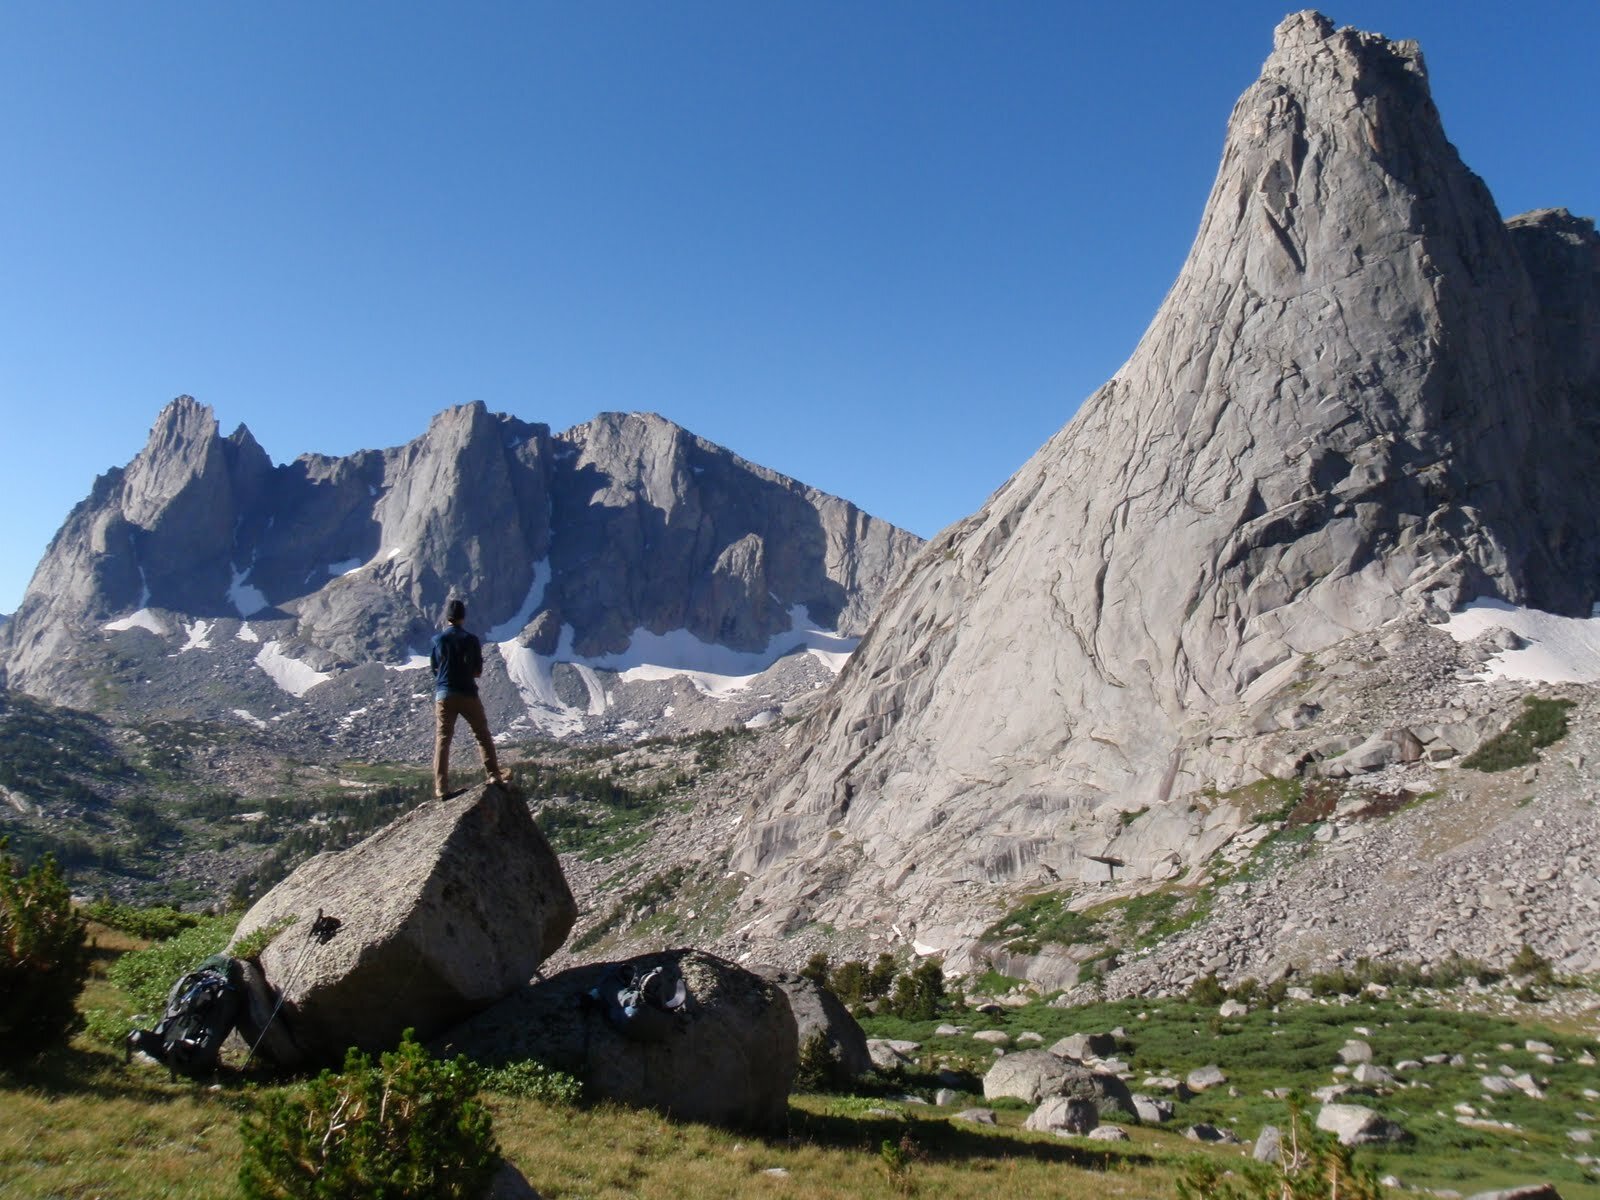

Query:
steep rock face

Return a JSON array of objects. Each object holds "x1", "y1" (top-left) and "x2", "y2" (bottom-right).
[
  {"x1": 0, "y1": 403, "x2": 920, "y2": 735},
  {"x1": 732, "y1": 13, "x2": 1600, "y2": 954}
]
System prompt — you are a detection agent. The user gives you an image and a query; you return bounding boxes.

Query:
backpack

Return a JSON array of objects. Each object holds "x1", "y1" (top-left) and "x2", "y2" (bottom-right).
[
  {"x1": 127, "y1": 954, "x2": 242, "y2": 1080},
  {"x1": 591, "y1": 963, "x2": 688, "y2": 1043}
]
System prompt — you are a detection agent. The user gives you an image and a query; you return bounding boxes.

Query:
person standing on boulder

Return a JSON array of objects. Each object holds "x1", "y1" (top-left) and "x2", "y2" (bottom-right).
[{"x1": 430, "y1": 598, "x2": 508, "y2": 798}]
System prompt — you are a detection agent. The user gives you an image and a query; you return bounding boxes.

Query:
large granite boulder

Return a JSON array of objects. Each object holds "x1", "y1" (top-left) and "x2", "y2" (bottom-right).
[
  {"x1": 229, "y1": 782, "x2": 575, "y2": 1067},
  {"x1": 756, "y1": 966, "x2": 872, "y2": 1080},
  {"x1": 982, "y1": 1049, "x2": 1137, "y2": 1118},
  {"x1": 437, "y1": 948, "x2": 796, "y2": 1130}
]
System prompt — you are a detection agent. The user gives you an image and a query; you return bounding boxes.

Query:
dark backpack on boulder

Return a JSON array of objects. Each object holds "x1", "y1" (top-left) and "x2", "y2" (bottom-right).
[
  {"x1": 127, "y1": 954, "x2": 242, "y2": 1079},
  {"x1": 591, "y1": 963, "x2": 689, "y2": 1042}
]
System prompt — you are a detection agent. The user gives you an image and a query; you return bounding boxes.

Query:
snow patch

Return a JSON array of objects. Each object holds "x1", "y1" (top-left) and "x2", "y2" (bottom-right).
[
  {"x1": 497, "y1": 641, "x2": 586, "y2": 736},
  {"x1": 745, "y1": 709, "x2": 780, "y2": 730},
  {"x1": 328, "y1": 558, "x2": 363, "y2": 576},
  {"x1": 487, "y1": 560, "x2": 552, "y2": 641},
  {"x1": 255, "y1": 642, "x2": 333, "y2": 696},
  {"x1": 232, "y1": 709, "x2": 269, "y2": 730},
  {"x1": 180, "y1": 620, "x2": 214, "y2": 651},
  {"x1": 494, "y1": 605, "x2": 858, "y2": 731},
  {"x1": 570, "y1": 663, "x2": 609, "y2": 716},
  {"x1": 228, "y1": 566, "x2": 268, "y2": 617},
  {"x1": 593, "y1": 606, "x2": 858, "y2": 697},
  {"x1": 387, "y1": 654, "x2": 431, "y2": 672},
  {"x1": 104, "y1": 608, "x2": 170, "y2": 636},
  {"x1": 237, "y1": 621, "x2": 260, "y2": 643},
  {"x1": 1438, "y1": 598, "x2": 1600, "y2": 683}
]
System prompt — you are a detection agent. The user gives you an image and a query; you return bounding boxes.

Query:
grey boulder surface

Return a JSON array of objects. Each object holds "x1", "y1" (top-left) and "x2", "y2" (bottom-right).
[
  {"x1": 436, "y1": 948, "x2": 796, "y2": 1131},
  {"x1": 1023, "y1": 1096, "x2": 1099, "y2": 1137},
  {"x1": 981, "y1": 1049, "x2": 1136, "y2": 1117},
  {"x1": 731, "y1": 11, "x2": 1600, "y2": 967},
  {"x1": 1316, "y1": 1103, "x2": 1410, "y2": 1146},
  {"x1": 229, "y1": 782, "x2": 575, "y2": 1067},
  {"x1": 755, "y1": 965, "x2": 872, "y2": 1079},
  {"x1": 1, "y1": 402, "x2": 920, "y2": 743}
]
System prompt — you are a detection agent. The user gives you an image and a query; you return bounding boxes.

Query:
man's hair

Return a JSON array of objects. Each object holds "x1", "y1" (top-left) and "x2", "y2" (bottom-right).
[{"x1": 445, "y1": 598, "x2": 467, "y2": 623}]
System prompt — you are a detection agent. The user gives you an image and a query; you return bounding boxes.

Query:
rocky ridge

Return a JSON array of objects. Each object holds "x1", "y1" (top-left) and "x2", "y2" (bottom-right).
[
  {"x1": 1, "y1": 402, "x2": 920, "y2": 744},
  {"x1": 725, "y1": 11, "x2": 1600, "y2": 969}
]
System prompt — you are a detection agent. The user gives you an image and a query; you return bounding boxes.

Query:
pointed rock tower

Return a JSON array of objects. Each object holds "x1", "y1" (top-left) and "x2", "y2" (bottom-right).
[{"x1": 733, "y1": 13, "x2": 1600, "y2": 954}]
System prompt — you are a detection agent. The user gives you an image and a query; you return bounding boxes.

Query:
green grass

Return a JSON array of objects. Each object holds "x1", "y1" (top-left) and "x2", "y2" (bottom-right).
[
  {"x1": 981, "y1": 893, "x2": 1103, "y2": 956},
  {"x1": 858, "y1": 987, "x2": 1600, "y2": 1198},
  {"x1": 6, "y1": 929, "x2": 1599, "y2": 1200}
]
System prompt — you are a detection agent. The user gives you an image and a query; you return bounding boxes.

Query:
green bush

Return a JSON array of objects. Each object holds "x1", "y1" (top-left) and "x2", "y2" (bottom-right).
[
  {"x1": 888, "y1": 960, "x2": 947, "y2": 1021},
  {"x1": 106, "y1": 912, "x2": 238, "y2": 1018},
  {"x1": 82, "y1": 899, "x2": 200, "y2": 941},
  {"x1": 239, "y1": 1031, "x2": 497, "y2": 1200},
  {"x1": 826, "y1": 959, "x2": 868, "y2": 1006},
  {"x1": 1187, "y1": 972, "x2": 1226, "y2": 1006},
  {"x1": 479, "y1": 1058, "x2": 583, "y2": 1105},
  {"x1": 0, "y1": 838, "x2": 91, "y2": 1063},
  {"x1": 1463, "y1": 696, "x2": 1574, "y2": 771}
]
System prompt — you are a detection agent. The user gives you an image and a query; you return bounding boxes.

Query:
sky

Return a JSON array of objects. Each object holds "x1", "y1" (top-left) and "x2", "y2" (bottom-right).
[{"x1": 2, "y1": 2, "x2": 1597, "y2": 615}]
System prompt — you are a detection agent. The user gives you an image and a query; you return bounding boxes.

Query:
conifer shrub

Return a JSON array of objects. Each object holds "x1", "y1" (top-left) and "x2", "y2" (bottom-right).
[
  {"x1": 239, "y1": 1031, "x2": 497, "y2": 1200},
  {"x1": 0, "y1": 838, "x2": 90, "y2": 1064},
  {"x1": 888, "y1": 960, "x2": 947, "y2": 1021}
]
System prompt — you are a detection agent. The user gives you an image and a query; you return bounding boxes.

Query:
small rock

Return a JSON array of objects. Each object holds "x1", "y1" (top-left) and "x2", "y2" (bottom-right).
[
  {"x1": 972, "y1": 1030, "x2": 1010, "y2": 1046},
  {"x1": 1026, "y1": 1097, "x2": 1099, "y2": 1136},
  {"x1": 1352, "y1": 1063, "x2": 1395, "y2": 1086},
  {"x1": 1131, "y1": 1094, "x2": 1174, "y2": 1123},
  {"x1": 1253, "y1": 1124, "x2": 1282, "y2": 1164},
  {"x1": 1338, "y1": 1039, "x2": 1373, "y2": 1064},
  {"x1": 953, "y1": 1108, "x2": 997, "y2": 1125},
  {"x1": 1316, "y1": 1103, "x2": 1408, "y2": 1146},
  {"x1": 1087, "y1": 1125, "x2": 1129, "y2": 1141},
  {"x1": 1185, "y1": 1123, "x2": 1242, "y2": 1144},
  {"x1": 1186, "y1": 1064, "x2": 1227, "y2": 1092}
]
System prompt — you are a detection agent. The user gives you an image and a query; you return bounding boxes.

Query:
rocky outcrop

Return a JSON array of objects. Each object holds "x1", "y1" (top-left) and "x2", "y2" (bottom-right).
[
  {"x1": 756, "y1": 966, "x2": 872, "y2": 1079},
  {"x1": 229, "y1": 782, "x2": 575, "y2": 1067},
  {"x1": 1, "y1": 403, "x2": 920, "y2": 740},
  {"x1": 982, "y1": 1049, "x2": 1136, "y2": 1117},
  {"x1": 437, "y1": 949, "x2": 796, "y2": 1130},
  {"x1": 731, "y1": 11, "x2": 1600, "y2": 967}
]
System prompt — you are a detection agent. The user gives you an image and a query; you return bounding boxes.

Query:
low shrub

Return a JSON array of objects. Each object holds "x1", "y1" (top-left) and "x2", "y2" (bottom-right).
[
  {"x1": 106, "y1": 913, "x2": 238, "y2": 1018},
  {"x1": 1463, "y1": 696, "x2": 1574, "y2": 771},
  {"x1": 0, "y1": 839, "x2": 91, "y2": 1063},
  {"x1": 81, "y1": 899, "x2": 201, "y2": 941},
  {"x1": 239, "y1": 1031, "x2": 497, "y2": 1199},
  {"x1": 479, "y1": 1058, "x2": 583, "y2": 1105}
]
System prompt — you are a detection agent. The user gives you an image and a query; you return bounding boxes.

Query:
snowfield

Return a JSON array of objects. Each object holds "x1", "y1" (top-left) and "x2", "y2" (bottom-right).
[{"x1": 1439, "y1": 598, "x2": 1600, "y2": 683}]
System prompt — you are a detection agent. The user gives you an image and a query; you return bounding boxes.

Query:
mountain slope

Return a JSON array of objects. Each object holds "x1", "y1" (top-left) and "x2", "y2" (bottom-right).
[
  {"x1": 0, "y1": 402, "x2": 921, "y2": 744},
  {"x1": 730, "y1": 12, "x2": 1600, "y2": 962}
]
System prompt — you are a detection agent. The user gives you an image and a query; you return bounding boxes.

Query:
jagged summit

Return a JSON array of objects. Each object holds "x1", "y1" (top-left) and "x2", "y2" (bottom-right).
[
  {"x1": 0, "y1": 399, "x2": 921, "y2": 742},
  {"x1": 731, "y1": 12, "x2": 1600, "y2": 962}
]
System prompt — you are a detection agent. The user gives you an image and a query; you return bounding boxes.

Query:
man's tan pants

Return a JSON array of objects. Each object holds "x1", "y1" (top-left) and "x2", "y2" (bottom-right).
[{"x1": 434, "y1": 693, "x2": 503, "y2": 797}]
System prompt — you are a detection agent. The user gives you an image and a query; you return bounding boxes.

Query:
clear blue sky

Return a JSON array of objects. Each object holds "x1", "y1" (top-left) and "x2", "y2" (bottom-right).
[{"x1": 2, "y1": 2, "x2": 1596, "y2": 614}]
